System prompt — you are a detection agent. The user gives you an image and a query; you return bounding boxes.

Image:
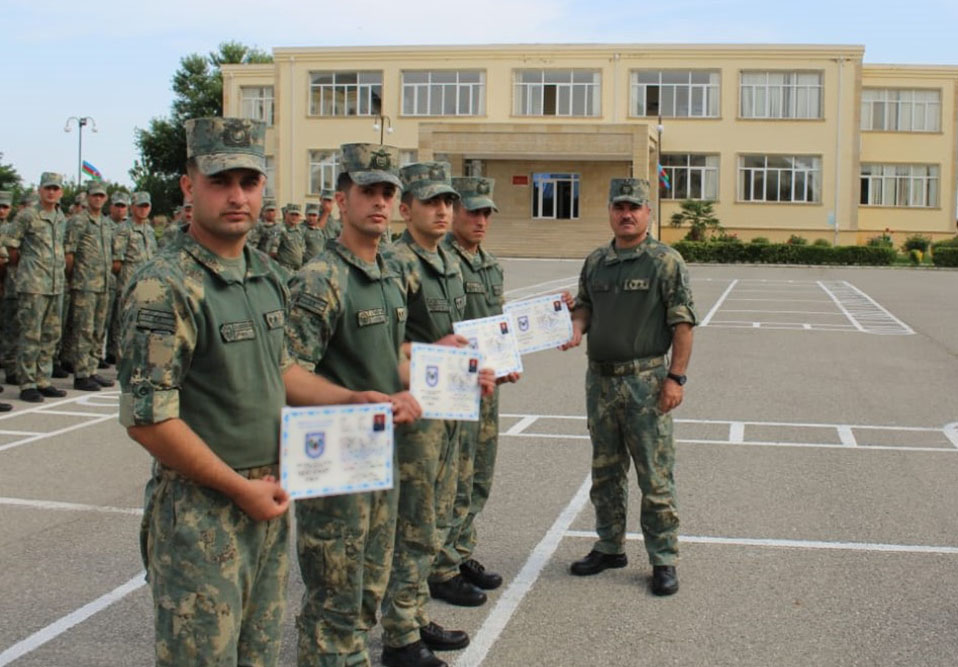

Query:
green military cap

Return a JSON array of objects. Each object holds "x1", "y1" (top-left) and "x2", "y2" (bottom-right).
[
  {"x1": 0, "y1": 191, "x2": 12, "y2": 206},
  {"x1": 305, "y1": 202, "x2": 319, "y2": 214},
  {"x1": 132, "y1": 191, "x2": 152, "y2": 206},
  {"x1": 40, "y1": 172, "x2": 63, "y2": 188},
  {"x1": 262, "y1": 198, "x2": 277, "y2": 211},
  {"x1": 452, "y1": 177, "x2": 498, "y2": 212},
  {"x1": 111, "y1": 191, "x2": 131, "y2": 206},
  {"x1": 320, "y1": 189, "x2": 335, "y2": 200},
  {"x1": 185, "y1": 117, "x2": 267, "y2": 176},
  {"x1": 285, "y1": 203, "x2": 301, "y2": 213},
  {"x1": 86, "y1": 181, "x2": 107, "y2": 196},
  {"x1": 400, "y1": 161, "x2": 459, "y2": 202},
  {"x1": 609, "y1": 178, "x2": 651, "y2": 206},
  {"x1": 339, "y1": 143, "x2": 402, "y2": 188}
]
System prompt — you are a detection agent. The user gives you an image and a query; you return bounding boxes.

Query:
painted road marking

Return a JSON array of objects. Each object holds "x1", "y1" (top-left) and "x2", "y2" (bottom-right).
[
  {"x1": 0, "y1": 497, "x2": 142, "y2": 516},
  {"x1": 0, "y1": 391, "x2": 120, "y2": 454}
]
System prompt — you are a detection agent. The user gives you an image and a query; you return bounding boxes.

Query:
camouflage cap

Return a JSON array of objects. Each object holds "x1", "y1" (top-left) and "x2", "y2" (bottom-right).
[
  {"x1": 452, "y1": 177, "x2": 498, "y2": 212},
  {"x1": 339, "y1": 143, "x2": 402, "y2": 188},
  {"x1": 609, "y1": 178, "x2": 651, "y2": 206},
  {"x1": 400, "y1": 161, "x2": 459, "y2": 202},
  {"x1": 111, "y1": 191, "x2": 131, "y2": 206},
  {"x1": 132, "y1": 191, "x2": 152, "y2": 206},
  {"x1": 39, "y1": 172, "x2": 64, "y2": 188},
  {"x1": 86, "y1": 181, "x2": 107, "y2": 196},
  {"x1": 320, "y1": 189, "x2": 335, "y2": 200},
  {"x1": 285, "y1": 203, "x2": 301, "y2": 214},
  {"x1": 0, "y1": 191, "x2": 11, "y2": 206},
  {"x1": 185, "y1": 117, "x2": 266, "y2": 176},
  {"x1": 262, "y1": 198, "x2": 277, "y2": 211},
  {"x1": 305, "y1": 202, "x2": 319, "y2": 214}
]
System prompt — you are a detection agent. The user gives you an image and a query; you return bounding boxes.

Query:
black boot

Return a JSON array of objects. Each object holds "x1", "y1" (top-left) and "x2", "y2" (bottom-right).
[
  {"x1": 381, "y1": 641, "x2": 447, "y2": 667},
  {"x1": 73, "y1": 377, "x2": 101, "y2": 392},
  {"x1": 419, "y1": 622, "x2": 469, "y2": 651},
  {"x1": 651, "y1": 565, "x2": 678, "y2": 596},
  {"x1": 38, "y1": 385, "x2": 67, "y2": 398},
  {"x1": 460, "y1": 558, "x2": 503, "y2": 590},
  {"x1": 570, "y1": 550, "x2": 628, "y2": 576},
  {"x1": 428, "y1": 575, "x2": 486, "y2": 607}
]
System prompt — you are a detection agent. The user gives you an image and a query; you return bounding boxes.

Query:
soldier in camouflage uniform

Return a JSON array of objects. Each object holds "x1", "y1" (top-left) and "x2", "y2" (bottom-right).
[
  {"x1": 562, "y1": 178, "x2": 696, "y2": 597},
  {"x1": 112, "y1": 191, "x2": 158, "y2": 304},
  {"x1": 256, "y1": 199, "x2": 282, "y2": 253},
  {"x1": 269, "y1": 202, "x2": 306, "y2": 281},
  {"x1": 303, "y1": 201, "x2": 327, "y2": 261},
  {"x1": 246, "y1": 198, "x2": 275, "y2": 250},
  {"x1": 0, "y1": 207, "x2": 11, "y2": 411},
  {"x1": 103, "y1": 191, "x2": 130, "y2": 365},
  {"x1": 0, "y1": 190, "x2": 20, "y2": 387},
  {"x1": 287, "y1": 142, "x2": 422, "y2": 667},
  {"x1": 159, "y1": 202, "x2": 190, "y2": 249},
  {"x1": 432, "y1": 177, "x2": 515, "y2": 598},
  {"x1": 3, "y1": 172, "x2": 69, "y2": 402},
  {"x1": 381, "y1": 161, "x2": 495, "y2": 667},
  {"x1": 120, "y1": 116, "x2": 376, "y2": 667},
  {"x1": 318, "y1": 189, "x2": 341, "y2": 240},
  {"x1": 63, "y1": 181, "x2": 115, "y2": 391}
]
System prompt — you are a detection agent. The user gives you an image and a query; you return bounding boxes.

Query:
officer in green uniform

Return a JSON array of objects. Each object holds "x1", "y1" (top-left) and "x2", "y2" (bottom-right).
[
  {"x1": 432, "y1": 177, "x2": 514, "y2": 597},
  {"x1": 381, "y1": 161, "x2": 495, "y2": 667},
  {"x1": 4, "y1": 172, "x2": 69, "y2": 402},
  {"x1": 270, "y1": 202, "x2": 306, "y2": 280},
  {"x1": 64, "y1": 180, "x2": 115, "y2": 390},
  {"x1": 0, "y1": 190, "x2": 19, "y2": 386},
  {"x1": 113, "y1": 191, "x2": 158, "y2": 301},
  {"x1": 302, "y1": 201, "x2": 327, "y2": 261},
  {"x1": 103, "y1": 190, "x2": 130, "y2": 365},
  {"x1": 562, "y1": 178, "x2": 696, "y2": 597},
  {"x1": 120, "y1": 116, "x2": 391, "y2": 667},
  {"x1": 255, "y1": 199, "x2": 282, "y2": 253},
  {"x1": 287, "y1": 142, "x2": 422, "y2": 667}
]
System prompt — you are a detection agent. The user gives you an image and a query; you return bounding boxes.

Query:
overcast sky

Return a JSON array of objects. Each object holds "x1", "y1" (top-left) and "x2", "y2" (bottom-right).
[{"x1": 4, "y1": 0, "x2": 956, "y2": 188}]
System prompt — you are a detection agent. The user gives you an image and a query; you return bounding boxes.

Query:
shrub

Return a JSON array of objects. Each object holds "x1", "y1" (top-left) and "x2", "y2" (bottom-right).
[
  {"x1": 902, "y1": 234, "x2": 931, "y2": 253},
  {"x1": 931, "y1": 236, "x2": 958, "y2": 251},
  {"x1": 908, "y1": 249, "x2": 923, "y2": 265},
  {"x1": 670, "y1": 200, "x2": 723, "y2": 241},
  {"x1": 671, "y1": 241, "x2": 896, "y2": 266},
  {"x1": 932, "y1": 247, "x2": 958, "y2": 267},
  {"x1": 812, "y1": 238, "x2": 831, "y2": 247},
  {"x1": 750, "y1": 236, "x2": 770, "y2": 245},
  {"x1": 786, "y1": 234, "x2": 808, "y2": 245},
  {"x1": 715, "y1": 232, "x2": 741, "y2": 243},
  {"x1": 867, "y1": 233, "x2": 894, "y2": 248}
]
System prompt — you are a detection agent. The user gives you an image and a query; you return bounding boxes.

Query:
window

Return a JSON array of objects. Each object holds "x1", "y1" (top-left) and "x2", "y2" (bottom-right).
[
  {"x1": 399, "y1": 150, "x2": 418, "y2": 166},
  {"x1": 514, "y1": 70, "x2": 600, "y2": 116},
  {"x1": 632, "y1": 71, "x2": 719, "y2": 117},
  {"x1": 738, "y1": 155, "x2": 821, "y2": 203},
  {"x1": 309, "y1": 72, "x2": 382, "y2": 116},
  {"x1": 308, "y1": 150, "x2": 341, "y2": 194},
  {"x1": 240, "y1": 86, "x2": 274, "y2": 125},
  {"x1": 532, "y1": 173, "x2": 580, "y2": 219},
  {"x1": 740, "y1": 71, "x2": 823, "y2": 119},
  {"x1": 660, "y1": 154, "x2": 719, "y2": 200},
  {"x1": 402, "y1": 71, "x2": 484, "y2": 116},
  {"x1": 264, "y1": 156, "x2": 275, "y2": 198},
  {"x1": 861, "y1": 89, "x2": 941, "y2": 132},
  {"x1": 465, "y1": 159, "x2": 483, "y2": 177},
  {"x1": 860, "y1": 164, "x2": 939, "y2": 207}
]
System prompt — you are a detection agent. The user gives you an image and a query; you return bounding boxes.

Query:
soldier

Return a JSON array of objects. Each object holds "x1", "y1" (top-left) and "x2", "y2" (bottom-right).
[
  {"x1": 247, "y1": 198, "x2": 275, "y2": 249},
  {"x1": 3, "y1": 172, "x2": 68, "y2": 402},
  {"x1": 269, "y1": 202, "x2": 306, "y2": 280},
  {"x1": 256, "y1": 199, "x2": 282, "y2": 253},
  {"x1": 0, "y1": 190, "x2": 20, "y2": 387},
  {"x1": 103, "y1": 190, "x2": 130, "y2": 366},
  {"x1": 381, "y1": 161, "x2": 495, "y2": 667},
  {"x1": 287, "y1": 142, "x2": 423, "y2": 667},
  {"x1": 112, "y1": 191, "x2": 158, "y2": 305},
  {"x1": 302, "y1": 201, "x2": 327, "y2": 261},
  {"x1": 160, "y1": 201, "x2": 191, "y2": 250},
  {"x1": 318, "y1": 189, "x2": 341, "y2": 239},
  {"x1": 0, "y1": 214, "x2": 11, "y2": 410},
  {"x1": 561, "y1": 178, "x2": 696, "y2": 596},
  {"x1": 120, "y1": 116, "x2": 404, "y2": 667},
  {"x1": 63, "y1": 181, "x2": 115, "y2": 391},
  {"x1": 431, "y1": 177, "x2": 516, "y2": 601}
]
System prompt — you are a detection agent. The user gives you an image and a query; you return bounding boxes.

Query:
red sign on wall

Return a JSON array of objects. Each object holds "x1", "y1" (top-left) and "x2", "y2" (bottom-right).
[{"x1": 512, "y1": 175, "x2": 529, "y2": 186}]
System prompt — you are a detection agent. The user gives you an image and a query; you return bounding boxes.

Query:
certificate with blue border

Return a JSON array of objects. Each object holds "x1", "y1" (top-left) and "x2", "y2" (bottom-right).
[
  {"x1": 453, "y1": 313, "x2": 524, "y2": 378},
  {"x1": 503, "y1": 293, "x2": 574, "y2": 355},
  {"x1": 409, "y1": 343, "x2": 482, "y2": 421}
]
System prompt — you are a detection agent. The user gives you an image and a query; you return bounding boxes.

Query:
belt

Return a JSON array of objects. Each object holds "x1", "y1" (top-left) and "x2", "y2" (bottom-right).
[
  {"x1": 588, "y1": 356, "x2": 666, "y2": 377},
  {"x1": 155, "y1": 462, "x2": 279, "y2": 481}
]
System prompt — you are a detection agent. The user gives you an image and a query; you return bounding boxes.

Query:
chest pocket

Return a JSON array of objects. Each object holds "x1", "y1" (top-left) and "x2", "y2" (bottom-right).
[
  {"x1": 623, "y1": 278, "x2": 650, "y2": 291},
  {"x1": 591, "y1": 280, "x2": 612, "y2": 293}
]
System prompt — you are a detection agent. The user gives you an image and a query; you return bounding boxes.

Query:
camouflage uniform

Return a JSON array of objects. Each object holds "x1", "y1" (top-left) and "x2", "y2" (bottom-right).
[
  {"x1": 104, "y1": 191, "x2": 130, "y2": 363},
  {"x1": 303, "y1": 203, "x2": 328, "y2": 262},
  {"x1": 64, "y1": 183, "x2": 114, "y2": 379},
  {"x1": 256, "y1": 219, "x2": 282, "y2": 254},
  {"x1": 287, "y1": 143, "x2": 408, "y2": 664},
  {"x1": 574, "y1": 179, "x2": 697, "y2": 567},
  {"x1": 113, "y1": 192, "x2": 158, "y2": 299},
  {"x1": 381, "y1": 162, "x2": 468, "y2": 649},
  {"x1": 0, "y1": 191, "x2": 19, "y2": 382},
  {"x1": 434, "y1": 177, "x2": 505, "y2": 582},
  {"x1": 272, "y1": 205, "x2": 307, "y2": 282},
  {"x1": 247, "y1": 199, "x2": 276, "y2": 250},
  {"x1": 119, "y1": 117, "x2": 292, "y2": 667},
  {"x1": 4, "y1": 173, "x2": 68, "y2": 391}
]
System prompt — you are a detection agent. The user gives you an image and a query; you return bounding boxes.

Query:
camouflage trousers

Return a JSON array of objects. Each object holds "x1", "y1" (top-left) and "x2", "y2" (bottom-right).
[
  {"x1": 381, "y1": 418, "x2": 460, "y2": 648},
  {"x1": 0, "y1": 296, "x2": 19, "y2": 378},
  {"x1": 585, "y1": 363, "x2": 679, "y2": 566},
  {"x1": 65, "y1": 290, "x2": 109, "y2": 378},
  {"x1": 16, "y1": 292, "x2": 63, "y2": 390},
  {"x1": 433, "y1": 388, "x2": 499, "y2": 580},
  {"x1": 106, "y1": 287, "x2": 120, "y2": 359},
  {"x1": 141, "y1": 464, "x2": 290, "y2": 667},
  {"x1": 296, "y1": 485, "x2": 398, "y2": 667},
  {"x1": 57, "y1": 289, "x2": 71, "y2": 363}
]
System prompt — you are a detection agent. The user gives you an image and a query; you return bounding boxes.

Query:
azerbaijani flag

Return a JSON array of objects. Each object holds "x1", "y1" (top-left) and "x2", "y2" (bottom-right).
[
  {"x1": 658, "y1": 164, "x2": 671, "y2": 190},
  {"x1": 82, "y1": 160, "x2": 103, "y2": 181}
]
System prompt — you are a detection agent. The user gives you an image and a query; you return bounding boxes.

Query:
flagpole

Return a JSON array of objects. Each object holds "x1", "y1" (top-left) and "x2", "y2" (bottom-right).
[{"x1": 64, "y1": 116, "x2": 97, "y2": 188}]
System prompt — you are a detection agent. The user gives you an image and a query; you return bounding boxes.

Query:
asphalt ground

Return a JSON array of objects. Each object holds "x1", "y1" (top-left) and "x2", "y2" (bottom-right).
[{"x1": 1, "y1": 260, "x2": 956, "y2": 666}]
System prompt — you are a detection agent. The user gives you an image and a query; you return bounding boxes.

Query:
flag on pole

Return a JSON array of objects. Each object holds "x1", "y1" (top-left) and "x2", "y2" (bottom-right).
[
  {"x1": 81, "y1": 160, "x2": 103, "y2": 181},
  {"x1": 657, "y1": 164, "x2": 671, "y2": 190}
]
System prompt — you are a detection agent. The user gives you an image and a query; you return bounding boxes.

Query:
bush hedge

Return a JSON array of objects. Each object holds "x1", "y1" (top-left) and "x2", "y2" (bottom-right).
[
  {"x1": 932, "y1": 247, "x2": 958, "y2": 267},
  {"x1": 672, "y1": 241, "x2": 897, "y2": 266}
]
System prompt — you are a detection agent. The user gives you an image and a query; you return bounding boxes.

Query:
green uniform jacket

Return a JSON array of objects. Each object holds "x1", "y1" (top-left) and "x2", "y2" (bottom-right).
[
  {"x1": 0, "y1": 220, "x2": 18, "y2": 297},
  {"x1": 114, "y1": 220, "x2": 158, "y2": 289},
  {"x1": 442, "y1": 235, "x2": 504, "y2": 320},
  {"x1": 303, "y1": 225, "x2": 327, "y2": 261},
  {"x1": 65, "y1": 210, "x2": 113, "y2": 293},
  {"x1": 274, "y1": 223, "x2": 307, "y2": 272},
  {"x1": 4, "y1": 205, "x2": 67, "y2": 295}
]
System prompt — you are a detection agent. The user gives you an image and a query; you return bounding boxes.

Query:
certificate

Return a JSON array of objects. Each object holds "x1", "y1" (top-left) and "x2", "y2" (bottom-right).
[
  {"x1": 502, "y1": 293, "x2": 574, "y2": 355},
  {"x1": 280, "y1": 403, "x2": 393, "y2": 500},
  {"x1": 453, "y1": 314, "x2": 523, "y2": 378},
  {"x1": 409, "y1": 343, "x2": 482, "y2": 421}
]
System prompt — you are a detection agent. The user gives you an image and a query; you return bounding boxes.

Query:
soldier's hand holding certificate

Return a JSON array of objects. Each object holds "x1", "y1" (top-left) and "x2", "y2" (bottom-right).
[
  {"x1": 409, "y1": 343, "x2": 482, "y2": 421},
  {"x1": 280, "y1": 404, "x2": 394, "y2": 500},
  {"x1": 502, "y1": 292, "x2": 574, "y2": 354},
  {"x1": 453, "y1": 314, "x2": 523, "y2": 378}
]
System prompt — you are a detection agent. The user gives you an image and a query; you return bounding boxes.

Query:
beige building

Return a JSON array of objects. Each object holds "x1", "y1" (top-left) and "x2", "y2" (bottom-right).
[{"x1": 222, "y1": 44, "x2": 958, "y2": 256}]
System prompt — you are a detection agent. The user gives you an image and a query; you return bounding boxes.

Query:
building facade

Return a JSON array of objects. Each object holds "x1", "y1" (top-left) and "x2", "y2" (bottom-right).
[{"x1": 222, "y1": 44, "x2": 958, "y2": 256}]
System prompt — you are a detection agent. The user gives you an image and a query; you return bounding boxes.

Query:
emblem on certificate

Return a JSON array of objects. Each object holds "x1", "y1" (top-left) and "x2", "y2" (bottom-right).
[
  {"x1": 410, "y1": 343, "x2": 482, "y2": 421},
  {"x1": 502, "y1": 293, "x2": 574, "y2": 355},
  {"x1": 453, "y1": 313, "x2": 523, "y2": 378}
]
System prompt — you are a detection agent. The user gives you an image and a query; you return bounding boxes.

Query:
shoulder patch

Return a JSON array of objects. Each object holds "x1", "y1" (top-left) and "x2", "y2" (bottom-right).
[
  {"x1": 135, "y1": 308, "x2": 176, "y2": 332},
  {"x1": 295, "y1": 293, "x2": 329, "y2": 317}
]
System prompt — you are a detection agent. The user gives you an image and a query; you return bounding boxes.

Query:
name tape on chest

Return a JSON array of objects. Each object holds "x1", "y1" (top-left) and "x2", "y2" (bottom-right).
[
  {"x1": 464, "y1": 281, "x2": 485, "y2": 294},
  {"x1": 357, "y1": 307, "x2": 387, "y2": 327},
  {"x1": 624, "y1": 278, "x2": 650, "y2": 291},
  {"x1": 220, "y1": 320, "x2": 256, "y2": 343},
  {"x1": 426, "y1": 297, "x2": 450, "y2": 313}
]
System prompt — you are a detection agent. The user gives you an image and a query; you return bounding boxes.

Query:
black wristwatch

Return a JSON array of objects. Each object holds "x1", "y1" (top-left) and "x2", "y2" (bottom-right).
[{"x1": 667, "y1": 372, "x2": 687, "y2": 386}]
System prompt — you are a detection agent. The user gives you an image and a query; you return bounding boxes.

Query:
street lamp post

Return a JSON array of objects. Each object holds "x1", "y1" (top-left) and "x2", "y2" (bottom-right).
[
  {"x1": 64, "y1": 116, "x2": 97, "y2": 186},
  {"x1": 656, "y1": 116, "x2": 664, "y2": 240},
  {"x1": 372, "y1": 114, "x2": 393, "y2": 145}
]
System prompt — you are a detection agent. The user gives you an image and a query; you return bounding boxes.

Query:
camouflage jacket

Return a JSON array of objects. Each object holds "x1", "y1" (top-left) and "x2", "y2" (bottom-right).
[
  {"x1": 441, "y1": 235, "x2": 505, "y2": 320},
  {"x1": 65, "y1": 209, "x2": 113, "y2": 293},
  {"x1": 0, "y1": 219, "x2": 17, "y2": 298},
  {"x1": 114, "y1": 220, "x2": 158, "y2": 288},
  {"x1": 4, "y1": 204, "x2": 67, "y2": 295},
  {"x1": 274, "y1": 223, "x2": 307, "y2": 272},
  {"x1": 256, "y1": 222, "x2": 282, "y2": 254},
  {"x1": 303, "y1": 225, "x2": 327, "y2": 261}
]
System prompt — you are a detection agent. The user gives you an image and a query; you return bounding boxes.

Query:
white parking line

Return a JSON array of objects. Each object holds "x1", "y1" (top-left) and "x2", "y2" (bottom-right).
[
  {"x1": 504, "y1": 275, "x2": 578, "y2": 297},
  {"x1": 0, "y1": 572, "x2": 146, "y2": 667},
  {"x1": 699, "y1": 279, "x2": 738, "y2": 326},
  {"x1": 0, "y1": 413, "x2": 118, "y2": 453},
  {"x1": 504, "y1": 415, "x2": 539, "y2": 436},
  {"x1": 0, "y1": 497, "x2": 142, "y2": 516}
]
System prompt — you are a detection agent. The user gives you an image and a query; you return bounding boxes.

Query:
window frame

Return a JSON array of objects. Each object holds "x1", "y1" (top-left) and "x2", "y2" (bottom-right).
[
  {"x1": 240, "y1": 86, "x2": 275, "y2": 126},
  {"x1": 400, "y1": 70, "x2": 485, "y2": 117},
  {"x1": 859, "y1": 163, "x2": 939, "y2": 208},
  {"x1": 630, "y1": 70, "x2": 720, "y2": 118},
  {"x1": 659, "y1": 154, "x2": 720, "y2": 201},
  {"x1": 308, "y1": 71, "x2": 383, "y2": 117},
  {"x1": 513, "y1": 69, "x2": 601, "y2": 117},
  {"x1": 739, "y1": 70, "x2": 824, "y2": 120},
  {"x1": 308, "y1": 149, "x2": 342, "y2": 195},
  {"x1": 860, "y1": 88, "x2": 942, "y2": 133},
  {"x1": 737, "y1": 154, "x2": 822, "y2": 204}
]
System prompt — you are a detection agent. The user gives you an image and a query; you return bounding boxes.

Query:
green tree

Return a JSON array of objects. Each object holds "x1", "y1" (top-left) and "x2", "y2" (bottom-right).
[
  {"x1": 669, "y1": 199, "x2": 723, "y2": 242},
  {"x1": 131, "y1": 41, "x2": 272, "y2": 215}
]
